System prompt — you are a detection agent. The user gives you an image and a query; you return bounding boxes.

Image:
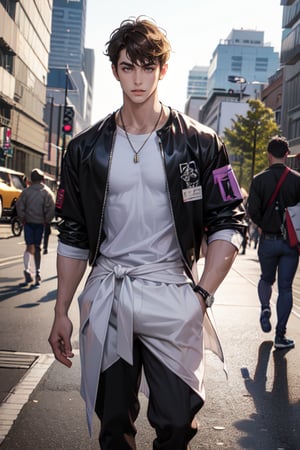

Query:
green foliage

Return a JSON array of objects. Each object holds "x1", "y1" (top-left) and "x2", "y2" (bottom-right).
[{"x1": 224, "y1": 99, "x2": 280, "y2": 190}]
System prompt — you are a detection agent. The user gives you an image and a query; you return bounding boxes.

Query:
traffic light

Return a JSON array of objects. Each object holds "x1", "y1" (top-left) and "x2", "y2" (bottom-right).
[{"x1": 62, "y1": 105, "x2": 74, "y2": 134}]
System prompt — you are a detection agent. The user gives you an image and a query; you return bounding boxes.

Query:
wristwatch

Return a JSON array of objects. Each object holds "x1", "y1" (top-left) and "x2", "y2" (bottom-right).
[{"x1": 193, "y1": 284, "x2": 215, "y2": 307}]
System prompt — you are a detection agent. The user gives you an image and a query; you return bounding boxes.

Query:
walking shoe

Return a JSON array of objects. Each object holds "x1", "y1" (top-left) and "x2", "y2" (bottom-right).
[
  {"x1": 274, "y1": 336, "x2": 295, "y2": 349},
  {"x1": 43, "y1": 249, "x2": 48, "y2": 255},
  {"x1": 34, "y1": 273, "x2": 41, "y2": 287},
  {"x1": 24, "y1": 270, "x2": 33, "y2": 284},
  {"x1": 260, "y1": 308, "x2": 271, "y2": 332}
]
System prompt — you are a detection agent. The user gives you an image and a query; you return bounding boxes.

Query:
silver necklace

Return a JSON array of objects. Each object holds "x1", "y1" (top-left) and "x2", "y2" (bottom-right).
[{"x1": 119, "y1": 104, "x2": 163, "y2": 163}]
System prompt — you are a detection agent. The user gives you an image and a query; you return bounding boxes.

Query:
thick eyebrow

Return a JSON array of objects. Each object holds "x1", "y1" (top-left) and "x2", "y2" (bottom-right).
[
  {"x1": 119, "y1": 60, "x2": 157, "y2": 69},
  {"x1": 119, "y1": 61, "x2": 135, "y2": 69}
]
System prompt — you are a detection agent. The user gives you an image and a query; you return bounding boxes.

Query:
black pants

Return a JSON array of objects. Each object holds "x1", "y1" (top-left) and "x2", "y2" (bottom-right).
[
  {"x1": 43, "y1": 223, "x2": 51, "y2": 251},
  {"x1": 95, "y1": 339, "x2": 203, "y2": 450}
]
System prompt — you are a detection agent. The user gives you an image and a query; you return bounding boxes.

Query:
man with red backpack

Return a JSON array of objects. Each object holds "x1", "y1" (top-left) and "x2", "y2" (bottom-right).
[{"x1": 248, "y1": 136, "x2": 300, "y2": 349}]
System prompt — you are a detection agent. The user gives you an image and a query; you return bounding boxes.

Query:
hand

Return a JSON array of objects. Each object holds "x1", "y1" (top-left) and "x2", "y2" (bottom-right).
[{"x1": 48, "y1": 315, "x2": 74, "y2": 367}]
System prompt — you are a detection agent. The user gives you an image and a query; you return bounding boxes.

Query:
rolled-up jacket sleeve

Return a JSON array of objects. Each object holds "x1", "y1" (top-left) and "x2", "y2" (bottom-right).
[
  {"x1": 201, "y1": 135, "x2": 245, "y2": 236},
  {"x1": 207, "y1": 229, "x2": 243, "y2": 250},
  {"x1": 57, "y1": 241, "x2": 89, "y2": 260}
]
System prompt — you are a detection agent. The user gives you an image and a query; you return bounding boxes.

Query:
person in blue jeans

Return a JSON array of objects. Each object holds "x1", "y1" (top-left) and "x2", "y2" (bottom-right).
[
  {"x1": 248, "y1": 136, "x2": 300, "y2": 349},
  {"x1": 16, "y1": 168, "x2": 55, "y2": 286}
]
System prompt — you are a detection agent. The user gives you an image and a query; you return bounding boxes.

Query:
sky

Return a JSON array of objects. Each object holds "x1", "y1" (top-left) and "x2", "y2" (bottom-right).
[{"x1": 85, "y1": 0, "x2": 283, "y2": 123}]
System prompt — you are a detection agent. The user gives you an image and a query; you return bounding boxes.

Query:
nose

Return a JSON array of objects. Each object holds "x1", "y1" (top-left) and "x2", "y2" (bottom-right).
[{"x1": 133, "y1": 67, "x2": 143, "y2": 84}]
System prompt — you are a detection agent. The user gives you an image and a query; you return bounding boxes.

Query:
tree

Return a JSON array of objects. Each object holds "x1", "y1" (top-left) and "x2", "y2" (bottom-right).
[{"x1": 224, "y1": 99, "x2": 280, "y2": 190}]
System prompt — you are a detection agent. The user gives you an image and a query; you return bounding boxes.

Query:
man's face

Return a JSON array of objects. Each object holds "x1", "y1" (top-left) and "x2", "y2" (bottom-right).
[{"x1": 112, "y1": 49, "x2": 167, "y2": 104}]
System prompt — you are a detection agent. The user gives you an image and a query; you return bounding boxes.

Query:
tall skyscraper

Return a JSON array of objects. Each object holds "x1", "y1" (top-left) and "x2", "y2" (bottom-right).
[
  {"x1": 187, "y1": 66, "x2": 208, "y2": 98},
  {"x1": 45, "y1": 0, "x2": 95, "y2": 177},
  {"x1": 49, "y1": 0, "x2": 86, "y2": 71}
]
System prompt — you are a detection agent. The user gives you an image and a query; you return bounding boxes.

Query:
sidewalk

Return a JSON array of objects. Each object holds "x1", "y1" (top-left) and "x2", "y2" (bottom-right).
[{"x1": 1, "y1": 248, "x2": 300, "y2": 449}]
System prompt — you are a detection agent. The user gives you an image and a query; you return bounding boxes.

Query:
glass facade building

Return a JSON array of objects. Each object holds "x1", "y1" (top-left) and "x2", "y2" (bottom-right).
[
  {"x1": 46, "y1": 0, "x2": 94, "y2": 130},
  {"x1": 45, "y1": 0, "x2": 95, "y2": 177},
  {"x1": 207, "y1": 29, "x2": 279, "y2": 99},
  {"x1": 187, "y1": 66, "x2": 208, "y2": 98},
  {"x1": 49, "y1": 0, "x2": 85, "y2": 71}
]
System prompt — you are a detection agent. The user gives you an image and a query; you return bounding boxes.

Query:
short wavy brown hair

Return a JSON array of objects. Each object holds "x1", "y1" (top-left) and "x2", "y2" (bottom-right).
[{"x1": 105, "y1": 16, "x2": 171, "y2": 69}]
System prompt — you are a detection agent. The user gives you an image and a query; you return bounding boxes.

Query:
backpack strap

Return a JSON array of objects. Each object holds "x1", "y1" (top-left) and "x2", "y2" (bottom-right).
[{"x1": 267, "y1": 167, "x2": 290, "y2": 207}]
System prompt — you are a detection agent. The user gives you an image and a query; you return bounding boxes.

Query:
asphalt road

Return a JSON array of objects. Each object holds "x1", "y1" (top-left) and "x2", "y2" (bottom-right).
[{"x1": 0, "y1": 223, "x2": 300, "y2": 449}]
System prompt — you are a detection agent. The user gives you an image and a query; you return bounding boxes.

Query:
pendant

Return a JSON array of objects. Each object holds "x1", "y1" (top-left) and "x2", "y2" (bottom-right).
[{"x1": 134, "y1": 154, "x2": 139, "y2": 163}]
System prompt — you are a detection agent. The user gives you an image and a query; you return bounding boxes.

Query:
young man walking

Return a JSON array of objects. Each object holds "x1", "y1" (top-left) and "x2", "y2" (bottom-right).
[
  {"x1": 49, "y1": 17, "x2": 245, "y2": 449},
  {"x1": 248, "y1": 136, "x2": 300, "y2": 349}
]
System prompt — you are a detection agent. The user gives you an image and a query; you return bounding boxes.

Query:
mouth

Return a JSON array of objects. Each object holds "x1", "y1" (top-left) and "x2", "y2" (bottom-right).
[{"x1": 131, "y1": 90, "x2": 145, "y2": 95}]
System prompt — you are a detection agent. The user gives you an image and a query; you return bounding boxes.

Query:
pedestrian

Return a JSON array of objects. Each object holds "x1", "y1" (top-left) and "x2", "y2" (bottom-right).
[
  {"x1": 248, "y1": 136, "x2": 300, "y2": 350},
  {"x1": 249, "y1": 221, "x2": 259, "y2": 249},
  {"x1": 43, "y1": 222, "x2": 51, "y2": 254},
  {"x1": 16, "y1": 168, "x2": 55, "y2": 286},
  {"x1": 48, "y1": 17, "x2": 245, "y2": 450}
]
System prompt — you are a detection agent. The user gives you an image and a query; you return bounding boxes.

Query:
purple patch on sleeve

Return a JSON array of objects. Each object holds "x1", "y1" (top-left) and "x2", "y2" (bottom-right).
[
  {"x1": 56, "y1": 188, "x2": 65, "y2": 210},
  {"x1": 213, "y1": 165, "x2": 242, "y2": 201}
]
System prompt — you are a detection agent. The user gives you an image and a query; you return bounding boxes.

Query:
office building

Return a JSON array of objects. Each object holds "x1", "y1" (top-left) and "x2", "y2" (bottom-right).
[
  {"x1": 187, "y1": 66, "x2": 208, "y2": 98},
  {"x1": 198, "y1": 28, "x2": 279, "y2": 136},
  {"x1": 280, "y1": 0, "x2": 300, "y2": 153},
  {"x1": 261, "y1": 68, "x2": 283, "y2": 126},
  {"x1": 185, "y1": 66, "x2": 208, "y2": 119},
  {"x1": 0, "y1": 1, "x2": 52, "y2": 174},
  {"x1": 45, "y1": 0, "x2": 95, "y2": 178},
  {"x1": 199, "y1": 91, "x2": 249, "y2": 136},
  {"x1": 207, "y1": 29, "x2": 279, "y2": 99}
]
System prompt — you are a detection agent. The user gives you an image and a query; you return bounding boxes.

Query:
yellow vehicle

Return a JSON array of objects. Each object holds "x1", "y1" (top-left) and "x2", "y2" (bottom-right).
[{"x1": 0, "y1": 167, "x2": 27, "y2": 218}]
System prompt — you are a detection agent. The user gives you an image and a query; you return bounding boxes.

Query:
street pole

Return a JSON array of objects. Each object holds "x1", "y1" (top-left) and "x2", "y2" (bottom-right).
[
  {"x1": 251, "y1": 125, "x2": 257, "y2": 181},
  {"x1": 48, "y1": 96, "x2": 54, "y2": 161},
  {"x1": 60, "y1": 65, "x2": 69, "y2": 174},
  {"x1": 56, "y1": 104, "x2": 62, "y2": 182}
]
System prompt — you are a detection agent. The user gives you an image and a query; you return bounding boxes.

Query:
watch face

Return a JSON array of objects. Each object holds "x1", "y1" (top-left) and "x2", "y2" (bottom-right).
[
  {"x1": 193, "y1": 285, "x2": 214, "y2": 307},
  {"x1": 205, "y1": 295, "x2": 214, "y2": 307}
]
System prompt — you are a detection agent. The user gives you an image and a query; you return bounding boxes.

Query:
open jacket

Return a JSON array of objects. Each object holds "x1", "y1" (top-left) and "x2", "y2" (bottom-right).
[{"x1": 56, "y1": 108, "x2": 245, "y2": 281}]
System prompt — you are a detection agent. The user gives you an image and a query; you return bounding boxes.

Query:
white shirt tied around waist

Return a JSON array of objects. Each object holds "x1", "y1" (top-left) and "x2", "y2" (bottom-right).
[{"x1": 78, "y1": 256, "x2": 192, "y2": 434}]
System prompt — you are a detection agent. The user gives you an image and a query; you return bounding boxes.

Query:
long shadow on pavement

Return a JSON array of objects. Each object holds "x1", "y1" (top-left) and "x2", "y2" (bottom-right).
[{"x1": 235, "y1": 341, "x2": 300, "y2": 449}]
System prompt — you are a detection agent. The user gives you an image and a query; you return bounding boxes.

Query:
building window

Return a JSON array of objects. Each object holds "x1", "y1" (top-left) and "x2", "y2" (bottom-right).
[
  {"x1": 287, "y1": 73, "x2": 300, "y2": 110},
  {"x1": 0, "y1": 0, "x2": 16, "y2": 18},
  {"x1": 0, "y1": 47, "x2": 13, "y2": 74},
  {"x1": 288, "y1": 117, "x2": 300, "y2": 140},
  {"x1": 255, "y1": 57, "x2": 268, "y2": 71},
  {"x1": 231, "y1": 56, "x2": 242, "y2": 72}
]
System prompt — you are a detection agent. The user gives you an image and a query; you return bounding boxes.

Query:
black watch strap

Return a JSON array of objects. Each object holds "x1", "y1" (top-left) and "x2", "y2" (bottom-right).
[{"x1": 193, "y1": 284, "x2": 211, "y2": 300}]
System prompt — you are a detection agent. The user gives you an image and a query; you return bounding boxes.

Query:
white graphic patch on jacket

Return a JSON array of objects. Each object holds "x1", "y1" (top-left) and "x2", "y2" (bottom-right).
[{"x1": 179, "y1": 161, "x2": 202, "y2": 203}]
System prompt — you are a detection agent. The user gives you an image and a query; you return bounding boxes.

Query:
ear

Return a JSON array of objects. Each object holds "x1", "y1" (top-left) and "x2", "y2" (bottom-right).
[
  {"x1": 112, "y1": 64, "x2": 119, "y2": 81},
  {"x1": 159, "y1": 64, "x2": 168, "y2": 80}
]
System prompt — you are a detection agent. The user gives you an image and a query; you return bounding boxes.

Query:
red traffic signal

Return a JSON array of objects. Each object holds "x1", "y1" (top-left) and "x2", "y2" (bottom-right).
[{"x1": 62, "y1": 105, "x2": 74, "y2": 134}]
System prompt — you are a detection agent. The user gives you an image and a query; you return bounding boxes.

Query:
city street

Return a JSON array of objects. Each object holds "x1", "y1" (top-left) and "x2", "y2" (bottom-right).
[{"x1": 0, "y1": 223, "x2": 300, "y2": 449}]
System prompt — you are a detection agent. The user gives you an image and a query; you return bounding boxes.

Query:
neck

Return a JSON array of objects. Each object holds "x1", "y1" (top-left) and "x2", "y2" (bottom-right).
[{"x1": 117, "y1": 101, "x2": 164, "y2": 134}]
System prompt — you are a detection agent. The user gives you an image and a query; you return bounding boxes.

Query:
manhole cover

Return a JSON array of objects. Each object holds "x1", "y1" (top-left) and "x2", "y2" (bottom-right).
[{"x1": 0, "y1": 351, "x2": 38, "y2": 369}]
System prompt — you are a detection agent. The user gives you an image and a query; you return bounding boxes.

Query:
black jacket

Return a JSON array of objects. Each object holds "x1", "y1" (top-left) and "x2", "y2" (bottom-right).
[
  {"x1": 56, "y1": 108, "x2": 245, "y2": 279},
  {"x1": 248, "y1": 163, "x2": 300, "y2": 234}
]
